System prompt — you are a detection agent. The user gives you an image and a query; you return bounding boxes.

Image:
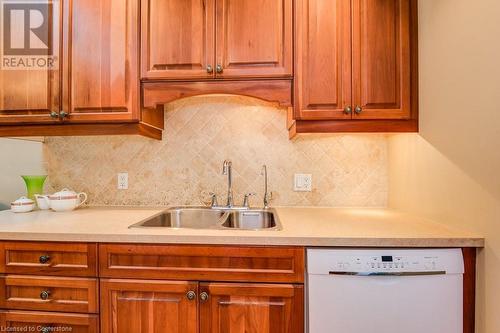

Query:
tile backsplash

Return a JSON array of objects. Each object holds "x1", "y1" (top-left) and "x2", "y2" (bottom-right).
[{"x1": 44, "y1": 96, "x2": 388, "y2": 207}]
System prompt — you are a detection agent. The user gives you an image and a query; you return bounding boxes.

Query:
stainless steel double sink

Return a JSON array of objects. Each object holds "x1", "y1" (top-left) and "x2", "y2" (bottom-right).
[{"x1": 129, "y1": 207, "x2": 281, "y2": 231}]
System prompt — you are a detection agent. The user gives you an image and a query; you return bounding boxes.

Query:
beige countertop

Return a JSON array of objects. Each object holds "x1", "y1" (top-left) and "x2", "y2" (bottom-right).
[{"x1": 0, "y1": 207, "x2": 484, "y2": 247}]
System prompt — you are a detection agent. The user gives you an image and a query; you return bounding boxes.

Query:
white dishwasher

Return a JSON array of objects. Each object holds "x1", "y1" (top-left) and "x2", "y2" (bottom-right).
[{"x1": 307, "y1": 248, "x2": 464, "y2": 333}]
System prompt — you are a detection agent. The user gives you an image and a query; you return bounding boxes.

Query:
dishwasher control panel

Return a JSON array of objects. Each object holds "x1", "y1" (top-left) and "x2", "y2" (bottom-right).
[
  {"x1": 334, "y1": 254, "x2": 440, "y2": 272},
  {"x1": 308, "y1": 249, "x2": 464, "y2": 274}
]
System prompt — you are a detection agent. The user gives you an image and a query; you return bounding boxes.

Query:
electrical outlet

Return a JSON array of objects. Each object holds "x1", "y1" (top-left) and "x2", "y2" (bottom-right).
[
  {"x1": 117, "y1": 173, "x2": 128, "y2": 190},
  {"x1": 294, "y1": 173, "x2": 312, "y2": 192}
]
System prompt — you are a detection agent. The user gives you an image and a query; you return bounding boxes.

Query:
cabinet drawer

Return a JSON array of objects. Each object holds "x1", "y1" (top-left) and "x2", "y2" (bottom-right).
[
  {"x1": 99, "y1": 244, "x2": 305, "y2": 283},
  {"x1": 0, "y1": 310, "x2": 98, "y2": 333},
  {"x1": 0, "y1": 242, "x2": 97, "y2": 277},
  {"x1": 0, "y1": 276, "x2": 98, "y2": 314}
]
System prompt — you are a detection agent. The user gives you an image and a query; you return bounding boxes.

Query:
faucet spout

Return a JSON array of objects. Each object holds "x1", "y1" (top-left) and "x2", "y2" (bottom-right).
[
  {"x1": 222, "y1": 160, "x2": 233, "y2": 207},
  {"x1": 261, "y1": 165, "x2": 270, "y2": 209}
]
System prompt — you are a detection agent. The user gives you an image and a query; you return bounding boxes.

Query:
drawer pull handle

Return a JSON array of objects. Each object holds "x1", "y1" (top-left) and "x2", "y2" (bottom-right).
[
  {"x1": 186, "y1": 290, "x2": 196, "y2": 301},
  {"x1": 39, "y1": 255, "x2": 51, "y2": 264},
  {"x1": 200, "y1": 291, "x2": 209, "y2": 302},
  {"x1": 40, "y1": 290, "x2": 51, "y2": 300}
]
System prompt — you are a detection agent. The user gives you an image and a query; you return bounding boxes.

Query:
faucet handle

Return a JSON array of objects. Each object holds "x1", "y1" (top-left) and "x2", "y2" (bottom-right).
[
  {"x1": 209, "y1": 192, "x2": 218, "y2": 208},
  {"x1": 242, "y1": 193, "x2": 256, "y2": 208},
  {"x1": 264, "y1": 191, "x2": 274, "y2": 208}
]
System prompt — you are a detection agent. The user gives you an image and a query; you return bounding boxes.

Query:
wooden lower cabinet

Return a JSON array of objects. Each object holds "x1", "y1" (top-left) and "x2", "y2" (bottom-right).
[
  {"x1": 100, "y1": 280, "x2": 304, "y2": 333},
  {"x1": 0, "y1": 242, "x2": 477, "y2": 333},
  {"x1": 99, "y1": 244, "x2": 305, "y2": 332},
  {"x1": 0, "y1": 310, "x2": 98, "y2": 333},
  {"x1": 100, "y1": 279, "x2": 198, "y2": 333},
  {"x1": 200, "y1": 283, "x2": 304, "y2": 333}
]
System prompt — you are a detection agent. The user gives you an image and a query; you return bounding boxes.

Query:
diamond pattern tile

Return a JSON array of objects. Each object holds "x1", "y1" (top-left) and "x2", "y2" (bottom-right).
[{"x1": 44, "y1": 96, "x2": 388, "y2": 207}]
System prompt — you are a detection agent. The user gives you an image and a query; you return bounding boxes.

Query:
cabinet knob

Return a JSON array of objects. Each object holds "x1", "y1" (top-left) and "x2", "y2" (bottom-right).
[
  {"x1": 206, "y1": 65, "x2": 213, "y2": 74},
  {"x1": 49, "y1": 111, "x2": 59, "y2": 119},
  {"x1": 355, "y1": 106, "x2": 363, "y2": 114},
  {"x1": 39, "y1": 255, "x2": 51, "y2": 264},
  {"x1": 200, "y1": 291, "x2": 209, "y2": 302},
  {"x1": 59, "y1": 111, "x2": 69, "y2": 119},
  {"x1": 40, "y1": 290, "x2": 51, "y2": 300},
  {"x1": 186, "y1": 290, "x2": 196, "y2": 301},
  {"x1": 40, "y1": 327, "x2": 51, "y2": 333},
  {"x1": 216, "y1": 64, "x2": 223, "y2": 74},
  {"x1": 344, "y1": 106, "x2": 352, "y2": 115}
]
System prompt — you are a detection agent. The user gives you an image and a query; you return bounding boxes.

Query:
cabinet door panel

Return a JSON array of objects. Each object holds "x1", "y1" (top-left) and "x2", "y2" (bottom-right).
[
  {"x1": 0, "y1": 1, "x2": 61, "y2": 124},
  {"x1": 352, "y1": 0, "x2": 411, "y2": 119},
  {"x1": 142, "y1": 0, "x2": 216, "y2": 80},
  {"x1": 200, "y1": 283, "x2": 304, "y2": 333},
  {"x1": 100, "y1": 279, "x2": 198, "y2": 333},
  {"x1": 63, "y1": 0, "x2": 139, "y2": 122},
  {"x1": 216, "y1": 0, "x2": 292, "y2": 78},
  {"x1": 295, "y1": 0, "x2": 352, "y2": 119}
]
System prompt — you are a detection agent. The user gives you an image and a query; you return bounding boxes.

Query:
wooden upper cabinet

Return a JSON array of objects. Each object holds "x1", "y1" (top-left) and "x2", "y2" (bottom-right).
[
  {"x1": 62, "y1": 0, "x2": 140, "y2": 122},
  {"x1": 142, "y1": 0, "x2": 292, "y2": 80},
  {"x1": 141, "y1": 0, "x2": 216, "y2": 80},
  {"x1": 352, "y1": 0, "x2": 411, "y2": 119},
  {"x1": 0, "y1": 1, "x2": 61, "y2": 124},
  {"x1": 293, "y1": 0, "x2": 415, "y2": 132},
  {"x1": 200, "y1": 283, "x2": 304, "y2": 333},
  {"x1": 216, "y1": 0, "x2": 293, "y2": 78},
  {"x1": 295, "y1": 0, "x2": 352, "y2": 120},
  {"x1": 100, "y1": 279, "x2": 198, "y2": 333}
]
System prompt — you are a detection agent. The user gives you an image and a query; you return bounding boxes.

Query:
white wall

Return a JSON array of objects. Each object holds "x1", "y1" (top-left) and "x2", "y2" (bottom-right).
[
  {"x1": 0, "y1": 138, "x2": 46, "y2": 210},
  {"x1": 388, "y1": 0, "x2": 500, "y2": 332}
]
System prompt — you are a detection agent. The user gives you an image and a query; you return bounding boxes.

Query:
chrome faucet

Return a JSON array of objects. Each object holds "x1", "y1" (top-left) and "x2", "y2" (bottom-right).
[
  {"x1": 222, "y1": 160, "x2": 234, "y2": 207},
  {"x1": 209, "y1": 161, "x2": 268, "y2": 210},
  {"x1": 261, "y1": 165, "x2": 270, "y2": 208}
]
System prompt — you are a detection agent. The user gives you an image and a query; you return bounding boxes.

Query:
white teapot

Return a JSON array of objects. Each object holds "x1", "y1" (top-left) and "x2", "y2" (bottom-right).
[{"x1": 36, "y1": 189, "x2": 88, "y2": 212}]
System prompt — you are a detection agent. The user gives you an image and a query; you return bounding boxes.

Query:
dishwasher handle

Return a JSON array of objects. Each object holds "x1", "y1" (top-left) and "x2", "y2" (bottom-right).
[{"x1": 329, "y1": 271, "x2": 446, "y2": 277}]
